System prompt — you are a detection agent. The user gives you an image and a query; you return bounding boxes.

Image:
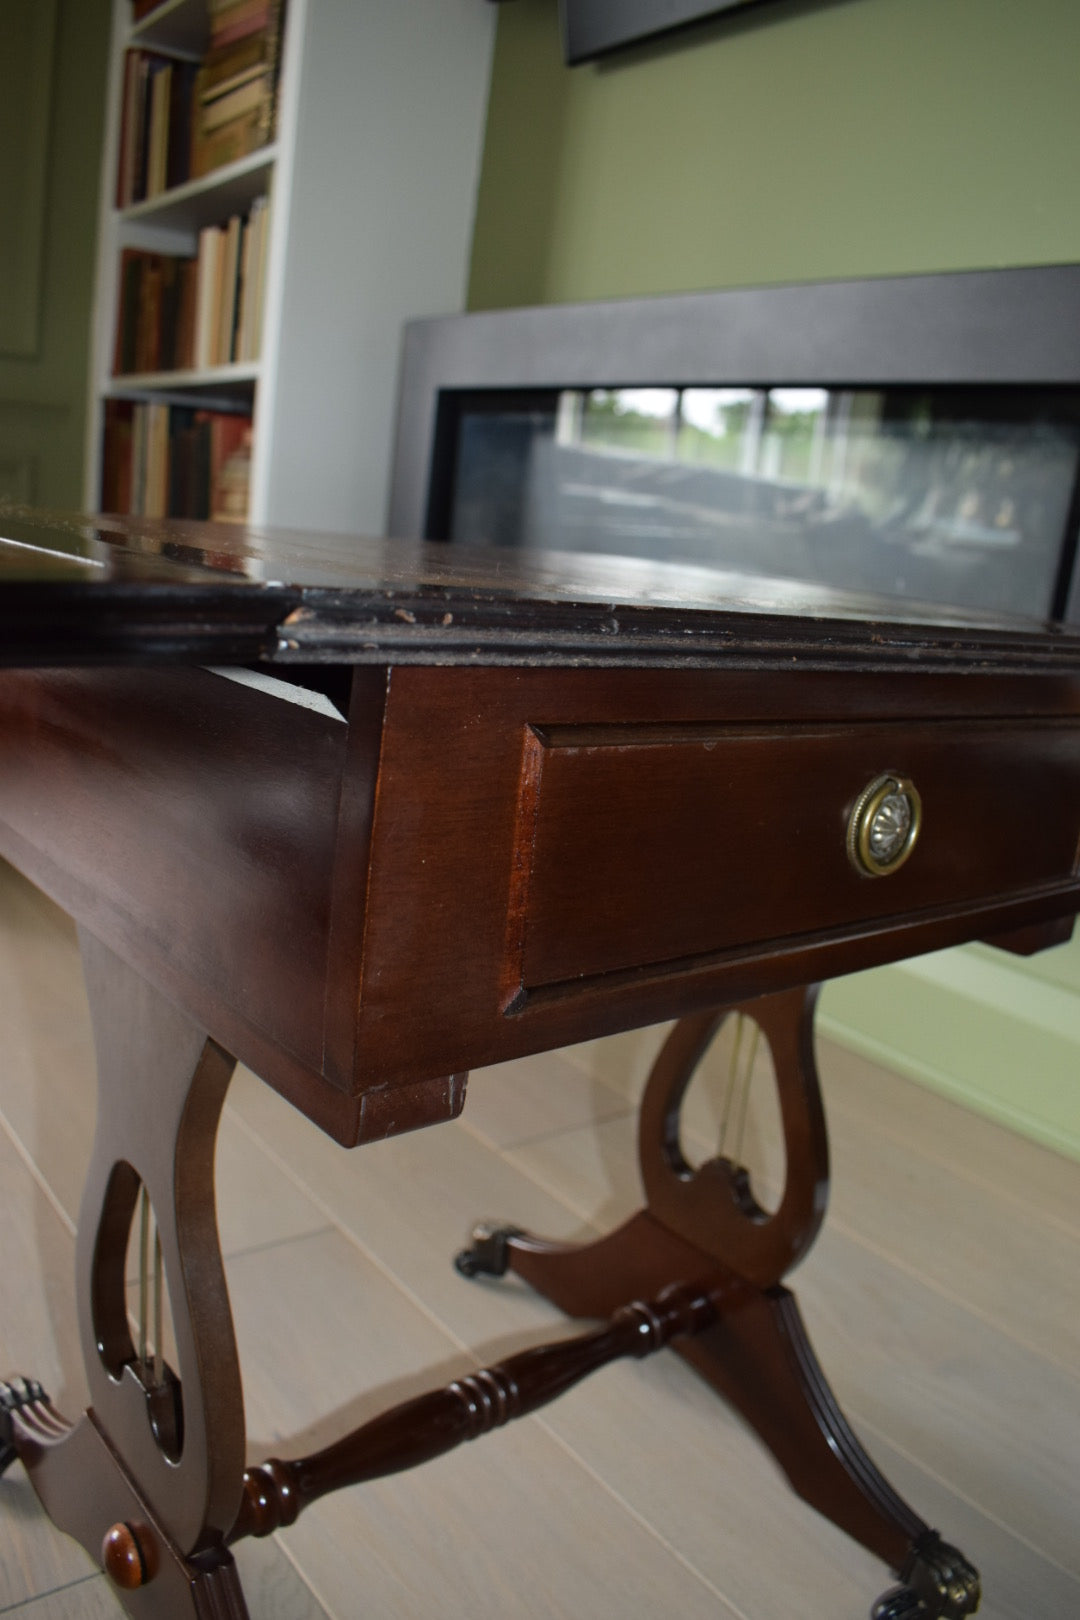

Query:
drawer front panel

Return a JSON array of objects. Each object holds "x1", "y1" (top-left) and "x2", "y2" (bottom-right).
[{"x1": 519, "y1": 720, "x2": 1080, "y2": 990}]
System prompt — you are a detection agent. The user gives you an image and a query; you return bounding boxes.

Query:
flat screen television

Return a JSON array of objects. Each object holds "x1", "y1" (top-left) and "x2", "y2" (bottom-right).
[
  {"x1": 388, "y1": 266, "x2": 1080, "y2": 625},
  {"x1": 561, "y1": 0, "x2": 764, "y2": 64}
]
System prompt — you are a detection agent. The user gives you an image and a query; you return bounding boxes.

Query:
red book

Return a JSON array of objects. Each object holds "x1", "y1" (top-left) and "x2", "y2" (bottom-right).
[
  {"x1": 209, "y1": 414, "x2": 252, "y2": 522},
  {"x1": 137, "y1": 257, "x2": 163, "y2": 373},
  {"x1": 101, "y1": 401, "x2": 135, "y2": 515},
  {"x1": 210, "y1": 2, "x2": 272, "y2": 51}
]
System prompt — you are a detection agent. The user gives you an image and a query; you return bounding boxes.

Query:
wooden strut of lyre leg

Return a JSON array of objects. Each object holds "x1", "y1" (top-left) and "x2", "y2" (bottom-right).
[
  {"x1": 452, "y1": 986, "x2": 981, "y2": 1620},
  {"x1": 3, "y1": 931, "x2": 252, "y2": 1620},
  {"x1": 228, "y1": 1276, "x2": 734, "y2": 1543}
]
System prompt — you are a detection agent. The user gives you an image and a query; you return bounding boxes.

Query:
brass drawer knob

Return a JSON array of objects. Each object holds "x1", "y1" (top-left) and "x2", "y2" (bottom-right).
[{"x1": 847, "y1": 773, "x2": 922, "y2": 877}]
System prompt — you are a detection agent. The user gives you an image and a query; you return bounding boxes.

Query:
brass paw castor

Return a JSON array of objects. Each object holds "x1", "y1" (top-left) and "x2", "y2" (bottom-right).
[
  {"x1": 454, "y1": 1223, "x2": 524, "y2": 1279},
  {"x1": 872, "y1": 1530, "x2": 981, "y2": 1620}
]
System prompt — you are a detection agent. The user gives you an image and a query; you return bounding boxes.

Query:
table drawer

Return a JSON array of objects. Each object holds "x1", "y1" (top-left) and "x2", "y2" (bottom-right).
[{"x1": 517, "y1": 719, "x2": 1080, "y2": 990}]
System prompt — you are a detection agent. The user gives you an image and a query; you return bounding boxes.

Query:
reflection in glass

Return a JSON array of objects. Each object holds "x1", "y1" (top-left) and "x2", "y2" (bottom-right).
[
  {"x1": 578, "y1": 388, "x2": 679, "y2": 460},
  {"x1": 446, "y1": 385, "x2": 1080, "y2": 619}
]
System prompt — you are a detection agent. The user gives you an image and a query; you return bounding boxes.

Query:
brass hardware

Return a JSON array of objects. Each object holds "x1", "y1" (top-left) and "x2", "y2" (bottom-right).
[{"x1": 847, "y1": 773, "x2": 922, "y2": 877}]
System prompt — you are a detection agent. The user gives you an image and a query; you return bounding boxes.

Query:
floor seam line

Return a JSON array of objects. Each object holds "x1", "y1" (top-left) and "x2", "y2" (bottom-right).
[
  {"x1": 534, "y1": 1415, "x2": 751, "y2": 1620},
  {"x1": 821, "y1": 1213, "x2": 1080, "y2": 1385},
  {"x1": 854, "y1": 1410, "x2": 1080, "y2": 1582},
  {"x1": 0, "y1": 1571, "x2": 102, "y2": 1615},
  {"x1": 0, "y1": 1100, "x2": 76, "y2": 1238}
]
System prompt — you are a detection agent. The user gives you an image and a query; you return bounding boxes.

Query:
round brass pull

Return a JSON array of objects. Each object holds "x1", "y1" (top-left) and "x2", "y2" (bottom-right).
[{"x1": 847, "y1": 773, "x2": 922, "y2": 877}]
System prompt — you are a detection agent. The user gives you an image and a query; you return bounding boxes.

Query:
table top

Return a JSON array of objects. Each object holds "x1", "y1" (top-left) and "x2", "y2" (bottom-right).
[{"x1": 3, "y1": 507, "x2": 1080, "y2": 672}]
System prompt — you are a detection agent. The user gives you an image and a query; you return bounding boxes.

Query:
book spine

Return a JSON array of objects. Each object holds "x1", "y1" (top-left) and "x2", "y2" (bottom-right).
[
  {"x1": 200, "y1": 70, "x2": 271, "y2": 134},
  {"x1": 146, "y1": 62, "x2": 172, "y2": 199},
  {"x1": 114, "y1": 248, "x2": 200, "y2": 377}
]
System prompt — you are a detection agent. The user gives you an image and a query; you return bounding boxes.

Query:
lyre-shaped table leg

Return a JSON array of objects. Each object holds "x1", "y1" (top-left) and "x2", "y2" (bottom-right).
[
  {"x1": 455, "y1": 987, "x2": 981, "y2": 1620},
  {"x1": 2, "y1": 933, "x2": 250, "y2": 1618}
]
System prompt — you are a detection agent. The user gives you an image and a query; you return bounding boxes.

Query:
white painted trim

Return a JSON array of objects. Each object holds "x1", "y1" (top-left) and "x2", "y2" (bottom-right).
[{"x1": 819, "y1": 946, "x2": 1080, "y2": 1162}]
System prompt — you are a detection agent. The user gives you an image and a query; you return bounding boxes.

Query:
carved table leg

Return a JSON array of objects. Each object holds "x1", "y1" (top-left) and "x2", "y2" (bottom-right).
[
  {"x1": 456, "y1": 988, "x2": 981, "y2": 1620},
  {"x1": 2, "y1": 933, "x2": 250, "y2": 1618}
]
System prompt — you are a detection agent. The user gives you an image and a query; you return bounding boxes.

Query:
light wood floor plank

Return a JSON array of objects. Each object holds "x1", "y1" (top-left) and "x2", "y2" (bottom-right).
[
  {"x1": 818, "y1": 1035, "x2": 1080, "y2": 1238},
  {"x1": 825, "y1": 1100, "x2": 1080, "y2": 1371},
  {"x1": 227, "y1": 1067, "x2": 585, "y2": 1347},
  {"x1": 0, "y1": 1576, "x2": 123, "y2": 1618},
  {"x1": 462, "y1": 1048, "x2": 633, "y2": 1150},
  {"x1": 0, "y1": 1131, "x2": 93, "y2": 1613},
  {"x1": 797, "y1": 1229, "x2": 1080, "y2": 1576},
  {"x1": 0, "y1": 865, "x2": 334, "y2": 1259}
]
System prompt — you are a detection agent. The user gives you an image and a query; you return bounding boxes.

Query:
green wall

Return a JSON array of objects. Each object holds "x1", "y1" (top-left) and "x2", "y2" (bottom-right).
[
  {"x1": 469, "y1": 0, "x2": 1080, "y2": 310},
  {"x1": 468, "y1": 0, "x2": 1080, "y2": 1160},
  {"x1": 0, "y1": 0, "x2": 111, "y2": 508}
]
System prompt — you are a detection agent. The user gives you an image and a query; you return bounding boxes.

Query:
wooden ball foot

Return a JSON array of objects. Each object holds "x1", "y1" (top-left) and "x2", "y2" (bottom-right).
[{"x1": 102, "y1": 1521, "x2": 158, "y2": 1590}]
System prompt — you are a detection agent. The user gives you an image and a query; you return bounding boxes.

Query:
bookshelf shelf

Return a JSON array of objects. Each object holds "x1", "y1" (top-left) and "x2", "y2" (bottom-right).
[
  {"x1": 129, "y1": 0, "x2": 210, "y2": 58},
  {"x1": 107, "y1": 362, "x2": 260, "y2": 398},
  {"x1": 120, "y1": 147, "x2": 277, "y2": 233},
  {"x1": 130, "y1": 0, "x2": 209, "y2": 59}
]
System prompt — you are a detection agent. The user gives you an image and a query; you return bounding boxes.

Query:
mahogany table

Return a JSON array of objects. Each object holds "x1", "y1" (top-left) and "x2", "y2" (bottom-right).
[{"x1": 2, "y1": 509, "x2": 1078, "y2": 1620}]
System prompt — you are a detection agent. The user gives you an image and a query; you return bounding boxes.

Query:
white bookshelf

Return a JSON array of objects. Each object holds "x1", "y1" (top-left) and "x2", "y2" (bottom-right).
[{"x1": 85, "y1": 0, "x2": 497, "y2": 532}]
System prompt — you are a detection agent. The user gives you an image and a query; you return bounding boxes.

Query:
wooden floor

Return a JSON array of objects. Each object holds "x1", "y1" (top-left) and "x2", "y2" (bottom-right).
[{"x1": 1, "y1": 859, "x2": 1077, "y2": 1619}]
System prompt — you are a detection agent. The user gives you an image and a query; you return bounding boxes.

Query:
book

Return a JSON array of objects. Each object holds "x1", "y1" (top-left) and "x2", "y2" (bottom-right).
[
  {"x1": 113, "y1": 249, "x2": 144, "y2": 373},
  {"x1": 137, "y1": 255, "x2": 163, "y2": 372},
  {"x1": 217, "y1": 213, "x2": 243, "y2": 365},
  {"x1": 115, "y1": 52, "x2": 140, "y2": 208},
  {"x1": 209, "y1": 1, "x2": 273, "y2": 47},
  {"x1": 203, "y1": 32, "x2": 271, "y2": 93},
  {"x1": 195, "y1": 226, "x2": 224, "y2": 370},
  {"x1": 191, "y1": 103, "x2": 268, "y2": 177},
  {"x1": 113, "y1": 246, "x2": 205, "y2": 375},
  {"x1": 166, "y1": 61, "x2": 198, "y2": 192},
  {"x1": 146, "y1": 60, "x2": 172, "y2": 199},
  {"x1": 101, "y1": 402, "x2": 134, "y2": 514},
  {"x1": 247, "y1": 194, "x2": 271, "y2": 358},
  {"x1": 235, "y1": 204, "x2": 257, "y2": 362},
  {"x1": 175, "y1": 260, "x2": 198, "y2": 371},
  {"x1": 210, "y1": 415, "x2": 253, "y2": 521},
  {"x1": 116, "y1": 50, "x2": 194, "y2": 207},
  {"x1": 200, "y1": 69, "x2": 271, "y2": 133},
  {"x1": 145, "y1": 401, "x2": 171, "y2": 517},
  {"x1": 101, "y1": 402, "x2": 253, "y2": 520}
]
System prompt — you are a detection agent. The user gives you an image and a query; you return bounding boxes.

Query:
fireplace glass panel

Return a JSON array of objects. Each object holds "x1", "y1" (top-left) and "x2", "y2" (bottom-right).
[{"x1": 441, "y1": 385, "x2": 1080, "y2": 619}]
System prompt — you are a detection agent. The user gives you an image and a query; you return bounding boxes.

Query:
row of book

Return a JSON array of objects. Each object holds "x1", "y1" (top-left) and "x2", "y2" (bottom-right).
[
  {"x1": 113, "y1": 196, "x2": 271, "y2": 375},
  {"x1": 118, "y1": 0, "x2": 285, "y2": 206},
  {"x1": 102, "y1": 400, "x2": 252, "y2": 522}
]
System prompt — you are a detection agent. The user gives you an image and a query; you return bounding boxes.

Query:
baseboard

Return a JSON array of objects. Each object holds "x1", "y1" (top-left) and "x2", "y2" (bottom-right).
[{"x1": 818, "y1": 943, "x2": 1080, "y2": 1163}]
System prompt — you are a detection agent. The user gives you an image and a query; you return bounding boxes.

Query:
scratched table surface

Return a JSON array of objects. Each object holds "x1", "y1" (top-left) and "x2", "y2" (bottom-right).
[{"x1": 0, "y1": 506, "x2": 1072, "y2": 670}]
